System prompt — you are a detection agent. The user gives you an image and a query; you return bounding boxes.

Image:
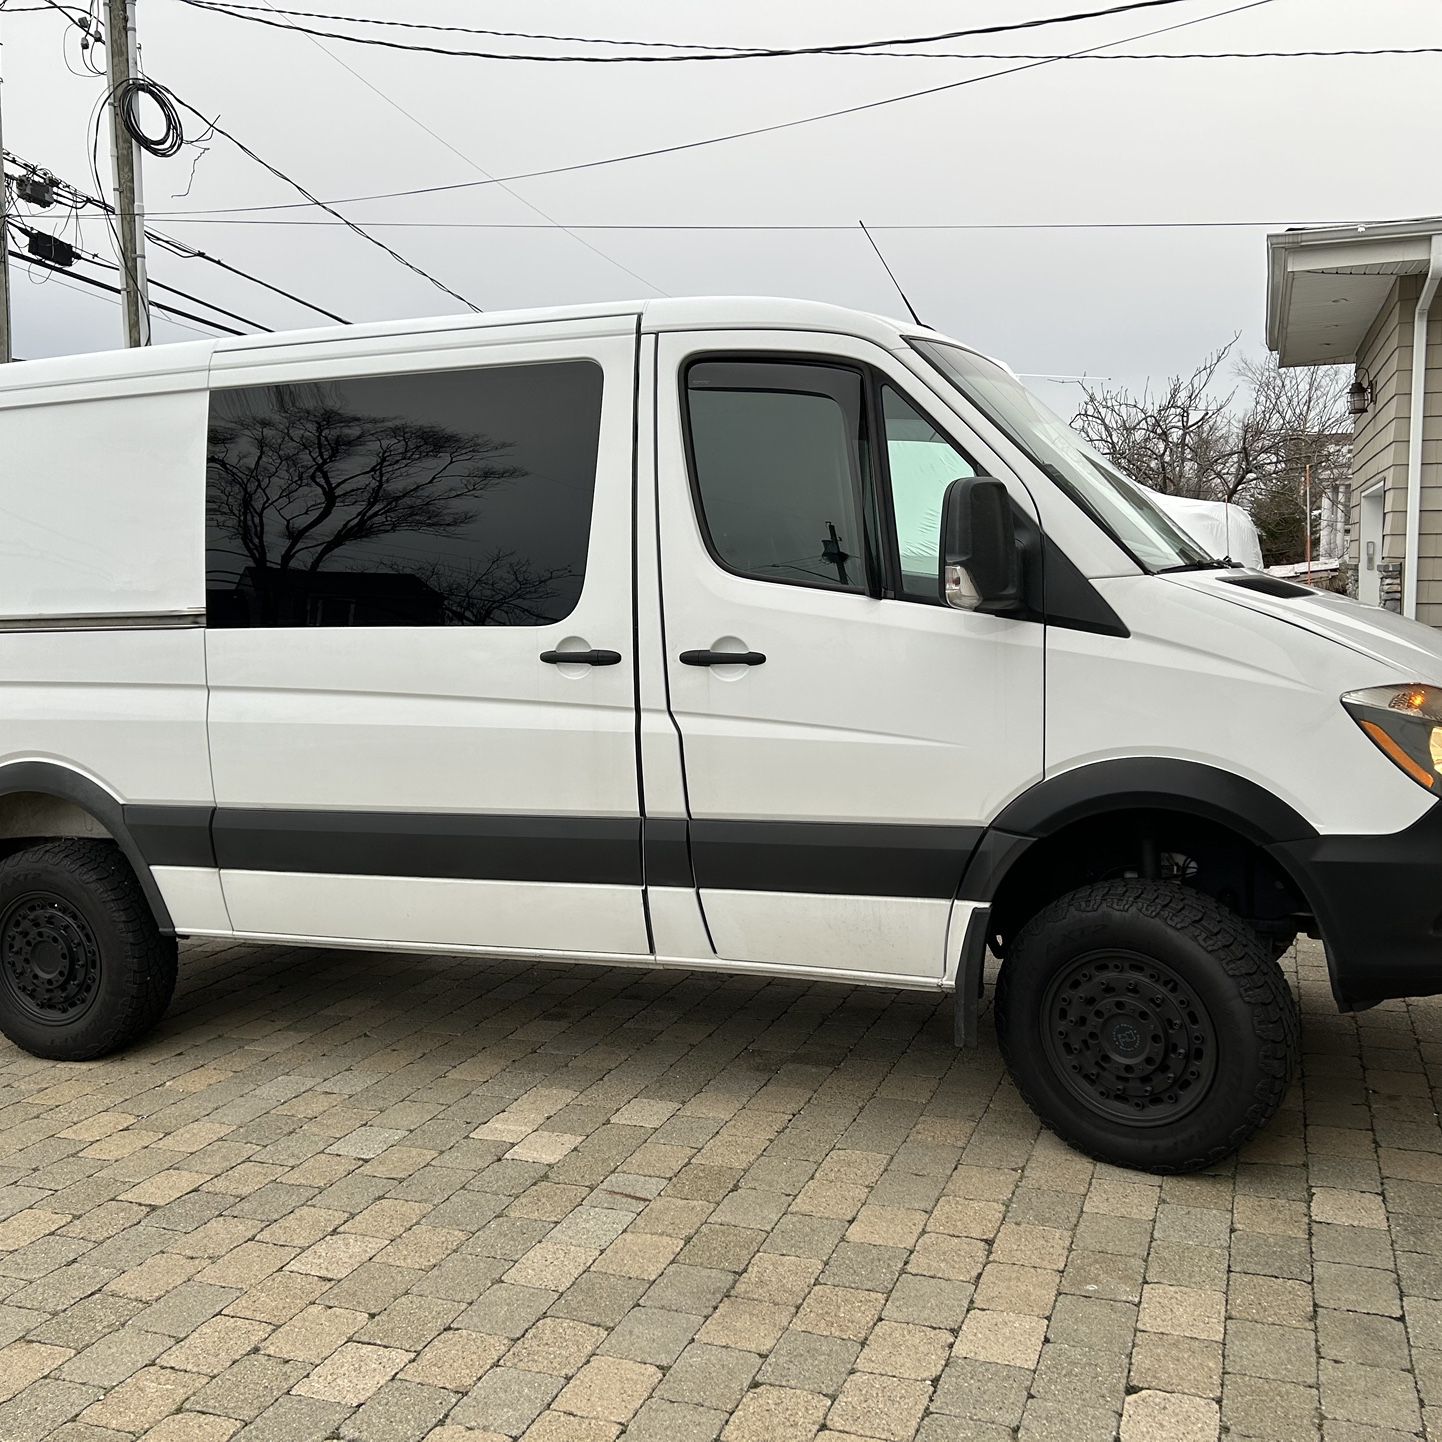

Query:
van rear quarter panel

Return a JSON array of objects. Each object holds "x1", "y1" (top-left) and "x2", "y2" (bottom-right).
[
  {"x1": 0, "y1": 631, "x2": 211, "y2": 799},
  {"x1": 0, "y1": 629, "x2": 218, "y2": 925},
  {"x1": 0, "y1": 351, "x2": 210, "y2": 619}
]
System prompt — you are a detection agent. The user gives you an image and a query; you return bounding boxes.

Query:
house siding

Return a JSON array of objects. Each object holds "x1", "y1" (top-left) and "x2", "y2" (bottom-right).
[
  {"x1": 1346, "y1": 274, "x2": 1442, "y2": 624},
  {"x1": 1348, "y1": 281, "x2": 1408, "y2": 592},
  {"x1": 1413, "y1": 275, "x2": 1442, "y2": 627}
]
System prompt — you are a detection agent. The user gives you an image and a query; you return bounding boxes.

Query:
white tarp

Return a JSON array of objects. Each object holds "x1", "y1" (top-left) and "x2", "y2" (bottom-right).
[{"x1": 1146, "y1": 489, "x2": 1265, "y2": 570}]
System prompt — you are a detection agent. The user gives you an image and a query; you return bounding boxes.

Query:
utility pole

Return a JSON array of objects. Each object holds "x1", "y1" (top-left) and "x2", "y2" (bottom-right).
[
  {"x1": 104, "y1": 0, "x2": 150, "y2": 346},
  {"x1": 0, "y1": 29, "x2": 13, "y2": 365}
]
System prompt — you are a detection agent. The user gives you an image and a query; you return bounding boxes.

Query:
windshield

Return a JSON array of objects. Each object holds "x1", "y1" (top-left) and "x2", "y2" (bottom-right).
[{"x1": 913, "y1": 340, "x2": 1213, "y2": 572}]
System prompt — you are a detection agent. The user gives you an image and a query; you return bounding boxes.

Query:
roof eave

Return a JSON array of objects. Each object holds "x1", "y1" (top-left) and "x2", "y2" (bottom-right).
[{"x1": 1266, "y1": 219, "x2": 1442, "y2": 367}]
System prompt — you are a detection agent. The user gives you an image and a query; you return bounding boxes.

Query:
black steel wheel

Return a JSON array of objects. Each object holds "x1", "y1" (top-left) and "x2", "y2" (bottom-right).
[
  {"x1": 0, "y1": 840, "x2": 176, "y2": 1061},
  {"x1": 1, "y1": 892, "x2": 104, "y2": 1025},
  {"x1": 996, "y1": 879, "x2": 1298, "y2": 1173},
  {"x1": 1041, "y1": 949, "x2": 1218, "y2": 1127}
]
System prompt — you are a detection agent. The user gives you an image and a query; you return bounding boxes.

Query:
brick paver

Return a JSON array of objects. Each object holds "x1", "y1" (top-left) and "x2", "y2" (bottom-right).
[{"x1": 0, "y1": 935, "x2": 1437, "y2": 1440}]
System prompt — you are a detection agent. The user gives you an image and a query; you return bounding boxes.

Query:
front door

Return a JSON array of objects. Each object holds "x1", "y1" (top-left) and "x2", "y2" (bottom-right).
[
  {"x1": 653, "y1": 330, "x2": 1045, "y2": 982},
  {"x1": 203, "y1": 320, "x2": 648, "y2": 957},
  {"x1": 1359, "y1": 481, "x2": 1384, "y2": 607}
]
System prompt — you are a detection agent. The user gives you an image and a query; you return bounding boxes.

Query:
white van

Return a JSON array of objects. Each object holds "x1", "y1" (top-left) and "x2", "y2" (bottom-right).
[{"x1": 1, "y1": 297, "x2": 1438, "y2": 1174}]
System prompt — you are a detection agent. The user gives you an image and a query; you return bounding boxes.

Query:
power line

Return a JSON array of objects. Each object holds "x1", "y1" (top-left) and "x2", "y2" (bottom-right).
[
  {"x1": 242, "y1": 0, "x2": 665, "y2": 296},
  {"x1": 143, "y1": 217, "x2": 1346, "y2": 232},
  {"x1": 175, "y1": 0, "x2": 1227, "y2": 63},
  {"x1": 170, "y1": 2, "x2": 758, "y2": 51},
  {"x1": 155, "y1": 1, "x2": 1442, "y2": 64},
  {"x1": 7, "y1": 245, "x2": 243, "y2": 332},
  {"x1": 155, "y1": 81, "x2": 484, "y2": 311},
  {"x1": 115, "y1": 258, "x2": 269, "y2": 327},
  {"x1": 2, "y1": 0, "x2": 92, "y2": 22},
  {"x1": 5, "y1": 147, "x2": 350, "y2": 321},
  {"x1": 825, "y1": 45, "x2": 1442, "y2": 60},
  {"x1": 151, "y1": 0, "x2": 1281, "y2": 220},
  {"x1": 145, "y1": 228, "x2": 348, "y2": 321},
  {"x1": 4, "y1": 8, "x2": 447, "y2": 317},
  {"x1": 9, "y1": 249, "x2": 227, "y2": 338},
  {"x1": 19, "y1": 0, "x2": 1433, "y2": 59},
  {"x1": 10, "y1": 259, "x2": 215, "y2": 338},
  {"x1": 6, "y1": 213, "x2": 273, "y2": 328}
]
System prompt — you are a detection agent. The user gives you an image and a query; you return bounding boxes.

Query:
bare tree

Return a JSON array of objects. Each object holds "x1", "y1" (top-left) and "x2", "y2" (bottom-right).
[
  {"x1": 1072, "y1": 347, "x2": 1350, "y2": 564},
  {"x1": 1072, "y1": 341, "x2": 1237, "y2": 500}
]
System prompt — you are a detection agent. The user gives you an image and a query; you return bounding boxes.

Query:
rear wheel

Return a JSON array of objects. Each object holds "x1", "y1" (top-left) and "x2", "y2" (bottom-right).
[
  {"x1": 0, "y1": 840, "x2": 177, "y2": 1061},
  {"x1": 995, "y1": 879, "x2": 1298, "y2": 1173}
]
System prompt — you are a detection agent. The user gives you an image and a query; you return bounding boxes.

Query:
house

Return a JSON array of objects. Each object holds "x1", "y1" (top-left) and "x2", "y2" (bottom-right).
[
  {"x1": 1265, "y1": 218, "x2": 1442, "y2": 620},
  {"x1": 209, "y1": 567, "x2": 446, "y2": 628}
]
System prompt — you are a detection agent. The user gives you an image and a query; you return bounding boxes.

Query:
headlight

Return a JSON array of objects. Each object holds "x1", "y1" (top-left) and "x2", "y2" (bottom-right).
[{"x1": 1342, "y1": 685, "x2": 1442, "y2": 792}]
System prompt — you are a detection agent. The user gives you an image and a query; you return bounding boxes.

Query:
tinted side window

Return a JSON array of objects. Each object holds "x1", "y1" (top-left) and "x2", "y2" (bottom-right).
[
  {"x1": 205, "y1": 360, "x2": 603, "y2": 628},
  {"x1": 883, "y1": 385, "x2": 979, "y2": 602},
  {"x1": 685, "y1": 361, "x2": 867, "y2": 592}
]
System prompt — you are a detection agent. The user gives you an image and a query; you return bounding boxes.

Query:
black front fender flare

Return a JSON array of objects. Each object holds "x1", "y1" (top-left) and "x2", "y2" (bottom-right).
[
  {"x1": 989, "y1": 758, "x2": 1317, "y2": 856},
  {"x1": 959, "y1": 757, "x2": 1318, "y2": 908},
  {"x1": 951, "y1": 759, "x2": 1323, "y2": 1044}
]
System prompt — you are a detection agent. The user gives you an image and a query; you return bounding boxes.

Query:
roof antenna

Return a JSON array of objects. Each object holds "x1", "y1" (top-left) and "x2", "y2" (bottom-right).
[{"x1": 859, "y1": 220, "x2": 923, "y2": 328}]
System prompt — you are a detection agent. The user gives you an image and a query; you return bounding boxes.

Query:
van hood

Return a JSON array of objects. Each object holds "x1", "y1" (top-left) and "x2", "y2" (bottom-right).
[{"x1": 1163, "y1": 571, "x2": 1442, "y2": 681}]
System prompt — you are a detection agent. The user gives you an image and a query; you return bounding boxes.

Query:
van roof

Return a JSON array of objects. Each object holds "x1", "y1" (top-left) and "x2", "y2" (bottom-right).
[{"x1": 0, "y1": 296, "x2": 948, "y2": 393}]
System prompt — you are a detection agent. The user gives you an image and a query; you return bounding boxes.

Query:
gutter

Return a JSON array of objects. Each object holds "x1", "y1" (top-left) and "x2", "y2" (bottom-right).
[{"x1": 1403, "y1": 234, "x2": 1442, "y2": 618}]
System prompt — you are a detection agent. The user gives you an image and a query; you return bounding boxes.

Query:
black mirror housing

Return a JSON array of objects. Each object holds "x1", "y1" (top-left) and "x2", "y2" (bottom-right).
[{"x1": 940, "y1": 476, "x2": 1024, "y2": 613}]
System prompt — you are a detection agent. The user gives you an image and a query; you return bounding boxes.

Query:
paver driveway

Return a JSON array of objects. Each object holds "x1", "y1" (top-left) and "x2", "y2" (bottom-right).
[{"x1": 0, "y1": 935, "x2": 1438, "y2": 1442}]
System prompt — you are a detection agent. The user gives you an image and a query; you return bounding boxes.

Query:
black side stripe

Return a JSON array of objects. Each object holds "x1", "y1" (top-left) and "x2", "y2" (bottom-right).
[
  {"x1": 124, "y1": 805, "x2": 216, "y2": 869},
  {"x1": 689, "y1": 820, "x2": 981, "y2": 899},
  {"x1": 643, "y1": 817, "x2": 692, "y2": 889},
  {"x1": 126, "y1": 805, "x2": 980, "y2": 899},
  {"x1": 211, "y1": 810, "x2": 644, "y2": 886}
]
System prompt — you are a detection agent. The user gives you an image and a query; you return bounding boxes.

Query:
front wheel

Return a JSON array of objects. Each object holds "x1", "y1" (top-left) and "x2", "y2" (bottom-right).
[{"x1": 995, "y1": 879, "x2": 1298, "y2": 1173}]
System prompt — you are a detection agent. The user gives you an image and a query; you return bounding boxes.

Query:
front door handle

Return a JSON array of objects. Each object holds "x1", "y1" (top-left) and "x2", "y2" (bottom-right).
[
  {"x1": 680, "y1": 649, "x2": 767, "y2": 667},
  {"x1": 540, "y1": 649, "x2": 622, "y2": 666}
]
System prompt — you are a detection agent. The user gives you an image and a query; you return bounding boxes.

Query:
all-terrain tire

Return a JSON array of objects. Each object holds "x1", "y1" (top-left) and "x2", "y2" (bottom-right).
[
  {"x1": 995, "y1": 879, "x2": 1299, "y2": 1173},
  {"x1": 0, "y1": 840, "x2": 177, "y2": 1061}
]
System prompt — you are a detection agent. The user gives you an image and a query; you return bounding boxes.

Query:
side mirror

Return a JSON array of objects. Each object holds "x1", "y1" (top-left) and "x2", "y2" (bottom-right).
[{"x1": 940, "y1": 476, "x2": 1023, "y2": 613}]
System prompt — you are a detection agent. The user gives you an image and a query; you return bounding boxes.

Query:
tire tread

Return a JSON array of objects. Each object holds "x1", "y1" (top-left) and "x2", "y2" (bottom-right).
[
  {"x1": 995, "y1": 879, "x2": 1299, "y2": 1174},
  {"x1": 0, "y1": 839, "x2": 176, "y2": 1061}
]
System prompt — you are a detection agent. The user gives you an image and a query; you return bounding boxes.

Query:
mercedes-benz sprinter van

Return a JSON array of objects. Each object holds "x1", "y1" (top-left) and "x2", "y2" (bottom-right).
[{"x1": 1, "y1": 297, "x2": 1438, "y2": 1174}]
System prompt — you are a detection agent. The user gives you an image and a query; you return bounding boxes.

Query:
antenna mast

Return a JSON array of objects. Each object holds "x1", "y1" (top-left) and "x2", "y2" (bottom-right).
[{"x1": 859, "y1": 220, "x2": 922, "y2": 327}]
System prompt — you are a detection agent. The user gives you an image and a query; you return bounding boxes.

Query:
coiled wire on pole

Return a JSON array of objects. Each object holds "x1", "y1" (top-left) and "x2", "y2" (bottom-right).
[{"x1": 114, "y1": 77, "x2": 184, "y2": 158}]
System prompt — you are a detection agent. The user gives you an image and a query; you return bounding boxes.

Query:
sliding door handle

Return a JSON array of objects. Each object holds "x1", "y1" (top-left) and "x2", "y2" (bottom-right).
[
  {"x1": 540, "y1": 649, "x2": 622, "y2": 666},
  {"x1": 680, "y1": 649, "x2": 767, "y2": 667}
]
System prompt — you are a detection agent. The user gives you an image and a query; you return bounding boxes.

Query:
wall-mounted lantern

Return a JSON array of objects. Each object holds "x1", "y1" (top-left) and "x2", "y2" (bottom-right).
[{"x1": 1349, "y1": 368, "x2": 1374, "y2": 417}]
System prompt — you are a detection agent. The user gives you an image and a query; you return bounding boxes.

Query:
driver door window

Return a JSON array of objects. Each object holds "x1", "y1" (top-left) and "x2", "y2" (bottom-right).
[{"x1": 686, "y1": 361, "x2": 869, "y2": 593}]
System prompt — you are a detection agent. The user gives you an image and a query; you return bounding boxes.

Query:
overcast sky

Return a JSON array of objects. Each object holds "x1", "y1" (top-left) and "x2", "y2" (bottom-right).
[{"x1": 2, "y1": 0, "x2": 1436, "y2": 395}]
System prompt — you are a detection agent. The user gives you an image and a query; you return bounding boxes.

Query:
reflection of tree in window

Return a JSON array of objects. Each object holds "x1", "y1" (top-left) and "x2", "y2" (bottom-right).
[
  {"x1": 205, "y1": 382, "x2": 581, "y2": 627},
  {"x1": 393, "y1": 551, "x2": 579, "y2": 627}
]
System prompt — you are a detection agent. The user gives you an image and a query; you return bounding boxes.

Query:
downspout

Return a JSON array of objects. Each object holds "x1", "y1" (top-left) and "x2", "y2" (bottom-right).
[{"x1": 1402, "y1": 234, "x2": 1442, "y2": 618}]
